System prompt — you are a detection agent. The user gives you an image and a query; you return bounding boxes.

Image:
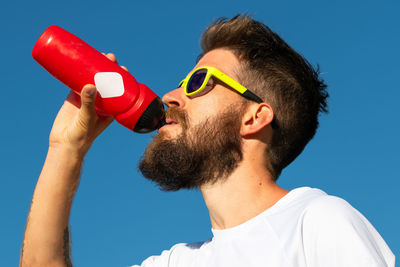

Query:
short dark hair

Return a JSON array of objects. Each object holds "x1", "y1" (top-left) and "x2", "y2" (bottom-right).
[{"x1": 199, "y1": 15, "x2": 329, "y2": 179}]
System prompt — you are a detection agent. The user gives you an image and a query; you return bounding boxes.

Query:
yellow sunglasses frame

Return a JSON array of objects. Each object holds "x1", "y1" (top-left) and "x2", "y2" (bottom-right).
[{"x1": 179, "y1": 66, "x2": 263, "y2": 103}]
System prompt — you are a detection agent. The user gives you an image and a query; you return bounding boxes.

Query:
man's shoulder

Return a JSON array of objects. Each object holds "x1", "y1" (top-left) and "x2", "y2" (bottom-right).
[
  {"x1": 131, "y1": 242, "x2": 209, "y2": 267},
  {"x1": 303, "y1": 192, "x2": 356, "y2": 220},
  {"x1": 296, "y1": 190, "x2": 396, "y2": 266},
  {"x1": 291, "y1": 188, "x2": 370, "y2": 230},
  {"x1": 270, "y1": 187, "x2": 375, "y2": 238},
  {"x1": 278, "y1": 187, "x2": 357, "y2": 218},
  {"x1": 291, "y1": 188, "x2": 377, "y2": 232}
]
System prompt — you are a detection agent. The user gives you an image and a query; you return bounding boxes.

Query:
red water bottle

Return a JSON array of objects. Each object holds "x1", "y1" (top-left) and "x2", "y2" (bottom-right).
[{"x1": 32, "y1": 25, "x2": 165, "y2": 133}]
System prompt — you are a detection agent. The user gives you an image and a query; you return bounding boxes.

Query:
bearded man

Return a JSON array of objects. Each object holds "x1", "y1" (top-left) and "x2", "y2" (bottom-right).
[{"x1": 20, "y1": 15, "x2": 394, "y2": 267}]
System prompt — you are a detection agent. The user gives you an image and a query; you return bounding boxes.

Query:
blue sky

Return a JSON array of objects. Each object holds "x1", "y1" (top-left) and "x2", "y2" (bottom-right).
[{"x1": 1, "y1": 0, "x2": 399, "y2": 266}]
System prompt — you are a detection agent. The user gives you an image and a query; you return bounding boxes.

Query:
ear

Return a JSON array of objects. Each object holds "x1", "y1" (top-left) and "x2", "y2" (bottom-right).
[{"x1": 240, "y1": 103, "x2": 275, "y2": 137}]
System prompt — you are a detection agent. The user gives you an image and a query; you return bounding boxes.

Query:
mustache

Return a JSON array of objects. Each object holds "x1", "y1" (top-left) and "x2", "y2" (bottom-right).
[{"x1": 166, "y1": 107, "x2": 189, "y2": 128}]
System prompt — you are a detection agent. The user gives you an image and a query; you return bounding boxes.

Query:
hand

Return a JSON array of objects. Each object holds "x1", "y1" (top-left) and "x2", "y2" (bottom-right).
[{"x1": 48, "y1": 53, "x2": 127, "y2": 156}]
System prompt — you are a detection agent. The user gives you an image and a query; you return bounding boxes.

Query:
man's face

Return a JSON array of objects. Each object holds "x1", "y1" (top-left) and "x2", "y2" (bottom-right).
[
  {"x1": 159, "y1": 48, "x2": 245, "y2": 139},
  {"x1": 138, "y1": 49, "x2": 247, "y2": 191}
]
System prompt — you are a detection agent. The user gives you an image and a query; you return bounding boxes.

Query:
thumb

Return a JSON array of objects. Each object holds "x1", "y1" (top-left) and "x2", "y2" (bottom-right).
[{"x1": 79, "y1": 84, "x2": 98, "y2": 127}]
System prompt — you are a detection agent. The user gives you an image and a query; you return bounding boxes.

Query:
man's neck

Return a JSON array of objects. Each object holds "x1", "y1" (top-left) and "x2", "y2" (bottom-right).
[{"x1": 200, "y1": 162, "x2": 289, "y2": 230}]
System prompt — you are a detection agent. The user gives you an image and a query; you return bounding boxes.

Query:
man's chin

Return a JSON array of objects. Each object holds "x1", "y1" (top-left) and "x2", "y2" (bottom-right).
[
  {"x1": 157, "y1": 125, "x2": 182, "y2": 140},
  {"x1": 139, "y1": 104, "x2": 245, "y2": 192}
]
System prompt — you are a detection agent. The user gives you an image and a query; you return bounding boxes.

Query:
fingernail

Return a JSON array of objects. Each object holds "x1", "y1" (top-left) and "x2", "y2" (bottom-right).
[{"x1": 85, "y1": 88, "x2": 96, "y2": 97}]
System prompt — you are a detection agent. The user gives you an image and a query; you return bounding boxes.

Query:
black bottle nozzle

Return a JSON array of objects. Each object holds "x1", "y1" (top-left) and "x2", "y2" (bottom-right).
[{"x1": 134, "y1": 97, "x2": 166, "y2": 133}]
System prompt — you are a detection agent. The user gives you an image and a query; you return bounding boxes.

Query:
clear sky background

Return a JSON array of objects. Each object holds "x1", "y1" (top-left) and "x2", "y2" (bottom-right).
[{"x1": 1, "y1": 0, "x2": 399, "y2": 266}]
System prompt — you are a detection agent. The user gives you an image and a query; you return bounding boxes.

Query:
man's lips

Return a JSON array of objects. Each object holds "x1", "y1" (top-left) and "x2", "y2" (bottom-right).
[
  {"x1": 165, "y1": 118, "x2": 178, "y2": 125},
  {"x1": 158, "y1": 118, "x2": 179, "y2": 132}
]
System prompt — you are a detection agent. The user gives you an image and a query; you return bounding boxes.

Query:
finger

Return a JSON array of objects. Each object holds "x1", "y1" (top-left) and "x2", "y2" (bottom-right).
[
  {"x1": 79, "y1": 84, "x2": 98, "y2": 126},
  {"x1": 106, "y1": 53, "x2": 117, "y2": 63},
  {"x1": 121, "y1": 66, "x2": 129, "y2": 72}
]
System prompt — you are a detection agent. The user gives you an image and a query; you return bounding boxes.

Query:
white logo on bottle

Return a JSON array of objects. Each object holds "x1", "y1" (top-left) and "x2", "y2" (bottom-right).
[{"x1": 94, "y1": 72, "x2": 125, "y2": 98}]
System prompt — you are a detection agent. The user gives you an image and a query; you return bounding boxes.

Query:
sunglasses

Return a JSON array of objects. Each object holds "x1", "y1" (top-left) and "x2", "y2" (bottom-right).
[
  {"x1": 178, "y1": 66, "x2": 264, "y2": 103},
  {"x1": 178, "y1": 66, "x2": 278, "y2": 129}
]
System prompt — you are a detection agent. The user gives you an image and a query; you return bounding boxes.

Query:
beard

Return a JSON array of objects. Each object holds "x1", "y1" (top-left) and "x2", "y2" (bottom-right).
[{"x1": 138, "y1": 104, "x2": 247, "y2": 191}]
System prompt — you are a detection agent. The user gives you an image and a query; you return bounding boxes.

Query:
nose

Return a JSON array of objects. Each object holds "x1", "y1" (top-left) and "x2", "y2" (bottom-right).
[{"x1": 162, "y1": 87, "x2": 185, "y2": 108}]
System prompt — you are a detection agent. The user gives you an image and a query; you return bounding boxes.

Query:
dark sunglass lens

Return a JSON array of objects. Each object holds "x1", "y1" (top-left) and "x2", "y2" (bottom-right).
[{"x1": 187, "y1": 69, "x2": 207, "y2": 93}]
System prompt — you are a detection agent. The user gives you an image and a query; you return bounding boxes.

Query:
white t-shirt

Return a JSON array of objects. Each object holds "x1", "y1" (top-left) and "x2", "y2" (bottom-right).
[{"x1": 132, "y1": 187, "x2": 395, "y2": 267}]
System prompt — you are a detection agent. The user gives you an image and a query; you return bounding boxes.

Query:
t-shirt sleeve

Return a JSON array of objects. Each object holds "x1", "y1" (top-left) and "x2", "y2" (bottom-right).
[
  {"x1": 130, "y1": 242, "x2": 203, "y2": 267},
  {"x1": 130, "y1": 250, "x2": 170, "y2": 267},
  {"x1": 301, "y1": 196, "x2": 395, "y2": 267},
  {"x1": 130, "y1": 243, "x2": 184, "y2": 267}
]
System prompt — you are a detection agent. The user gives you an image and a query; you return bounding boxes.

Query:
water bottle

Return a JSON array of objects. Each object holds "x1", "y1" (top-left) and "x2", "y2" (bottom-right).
[{"x1": 32, "y1": 25, "x2": 165, "y2": 133}]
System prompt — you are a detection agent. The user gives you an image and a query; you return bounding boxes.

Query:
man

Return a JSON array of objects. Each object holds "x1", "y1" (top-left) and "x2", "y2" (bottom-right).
[{"x1": 20, "y1": 15, "x2": 394, "y2": 266}]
